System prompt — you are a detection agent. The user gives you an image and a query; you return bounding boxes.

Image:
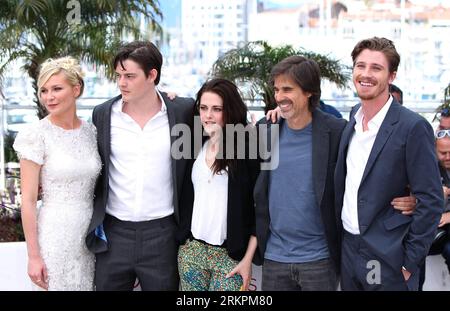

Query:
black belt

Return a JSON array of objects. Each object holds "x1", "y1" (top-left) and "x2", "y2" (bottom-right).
[
  {"x1": 188, "y1": 233, "x2": 227, "y2": 248},
  {"x1": 104, "y1": 213, "x2": 174, "y2": 229}
]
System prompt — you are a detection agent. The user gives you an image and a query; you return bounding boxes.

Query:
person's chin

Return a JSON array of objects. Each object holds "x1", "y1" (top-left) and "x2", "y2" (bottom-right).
[
  {"x1": 356, "y1": 89, "x2": 376, "y2": 100},
  {"x1": 279, "y1": 110, "x2": 290, "y2": 119},
  {"x1": 203, "y1": 128, "x2": 214, "y2": 136},
  {"x1": 46, "y1": 106, "x2": 58, "y2": 112}
]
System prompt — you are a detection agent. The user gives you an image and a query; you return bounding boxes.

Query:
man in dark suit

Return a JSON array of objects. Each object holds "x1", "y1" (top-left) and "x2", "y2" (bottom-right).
[
  {"x1": 335, "y1": 37, "x2": 443, "y2": 291},
  {"x1": 85, "y1": 41, "x2": 194, "y2": 290}
]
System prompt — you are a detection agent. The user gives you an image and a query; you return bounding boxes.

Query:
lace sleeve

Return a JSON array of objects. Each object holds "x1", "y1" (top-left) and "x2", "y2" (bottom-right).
[
  {"x1": 13, "y1": 123, "x2": 45, "y2": 165},
  {"x1": 89, "y1": 122, "x2": 98, "y2": 136}
]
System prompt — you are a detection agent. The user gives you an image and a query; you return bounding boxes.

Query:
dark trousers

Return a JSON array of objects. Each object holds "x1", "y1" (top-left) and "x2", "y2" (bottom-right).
[
  {"x1": 95, "y1": 214, "x2": 179, "y2": 291},
  {"x1": 341, "y1": 230, "x2": 417, "y2": 291},
  {"x1": 262, "y1": 258, "x2": 338, "y2": 291}
]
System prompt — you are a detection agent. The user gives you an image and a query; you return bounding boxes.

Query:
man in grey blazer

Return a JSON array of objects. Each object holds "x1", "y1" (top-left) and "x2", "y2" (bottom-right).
[
  {"x1": 85, "y1": 41, "x2": 194, "y2": 290},
  {"x1": 335, "y1": 37, "x2": 443, "y2": 291}
]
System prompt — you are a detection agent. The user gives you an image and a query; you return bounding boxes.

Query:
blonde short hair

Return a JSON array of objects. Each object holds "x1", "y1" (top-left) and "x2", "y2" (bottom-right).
[{"x1": 37, "y1": 56, "x2": 85, "y2": 100}]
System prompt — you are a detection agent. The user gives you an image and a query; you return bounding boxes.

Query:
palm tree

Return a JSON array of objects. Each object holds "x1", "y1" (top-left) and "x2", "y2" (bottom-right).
[
  {"x1": 0, "y1": 0, "x2": 162, "y2": 118},
  {"x1": 210, "y1": 41, "x2": 350, "y2": 112},
  {"x1": 434, "y1": 83, "x2": 450, "y2": 121},
  {"x1": 446, "y1": 84, "x2": 450, "y2": 106}
]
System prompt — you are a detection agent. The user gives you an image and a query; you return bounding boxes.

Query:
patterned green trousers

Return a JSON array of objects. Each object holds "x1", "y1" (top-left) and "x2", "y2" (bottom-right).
[{"x1": 178, "y1": 239, "x2": 243, "y2": 291}]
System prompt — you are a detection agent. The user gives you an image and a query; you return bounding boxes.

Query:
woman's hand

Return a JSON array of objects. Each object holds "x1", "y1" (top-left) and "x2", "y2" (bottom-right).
[
  {"x1": 391, "y1": 195, "x2": 416, "y2": 215},
  {"x1": 28, "y1": 255, "x2": 48, "y2": 290},
  {"x1": 226, "y1": 258, "x2": 252, "y2": 291}
]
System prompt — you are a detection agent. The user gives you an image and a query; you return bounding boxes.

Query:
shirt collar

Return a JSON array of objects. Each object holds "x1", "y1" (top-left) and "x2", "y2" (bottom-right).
[
  {"x1": 354, "y1": 95, "x2": 393, "y2": 131},
  {"x1": 112, "y1": 89, "x2": 167, "y2": 113}
]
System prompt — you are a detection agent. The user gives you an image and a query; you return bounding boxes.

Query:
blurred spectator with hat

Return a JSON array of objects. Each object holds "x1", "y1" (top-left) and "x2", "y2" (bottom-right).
[
  {"x1": 389, "y1": 84, "x2": 403, "y2": 105},
  {"x1": 435, "y1": 84, "x2": 450, "y2": 130}
]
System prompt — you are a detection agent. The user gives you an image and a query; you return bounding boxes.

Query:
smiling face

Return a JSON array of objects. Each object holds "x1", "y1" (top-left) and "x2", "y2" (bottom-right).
[
  {"x1": 199, "y1": 91, "x2": 224, "y2": 136},
  {"x1": 115, "y1": 59, "x2": 157, "y2": 104},
  {"x1": 39, "y1": 72, "x2": 80, "y2": 116},
  {"x1": 353, "y1": 49, "x2": 396, "y2": 103},
  {"x1": 274, "y1": 74, "x2": 311, "y2": 124}
]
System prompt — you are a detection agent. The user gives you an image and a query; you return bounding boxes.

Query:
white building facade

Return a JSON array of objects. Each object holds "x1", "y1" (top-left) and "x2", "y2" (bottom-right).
[{"x1": 181, "y1": 0, "x2": 257, "y2": 70}]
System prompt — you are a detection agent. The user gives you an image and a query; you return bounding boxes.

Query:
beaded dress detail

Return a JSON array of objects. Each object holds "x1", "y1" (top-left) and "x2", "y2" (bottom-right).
[{"x1": 13, "y1": 117, "x2": 101, "y2": 290}]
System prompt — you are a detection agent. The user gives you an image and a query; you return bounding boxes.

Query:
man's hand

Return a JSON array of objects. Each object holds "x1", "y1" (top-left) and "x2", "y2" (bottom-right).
[
  {"x1": 391, "y1": 195, "x2": 416, "y2": 215},
  {"x1": 443, "y1": 186, "x2": 450, "y2": 201},
  {"x1": 439, "y1": 212, "x2": 450, "y2": 227},
  {"x1": 401, "y1": 267, "x2": 411, "y2": 281},
  {"x1": 250, "y1": 113, "x2": 257, "y2": 126},
  {"x1": 167, "y1": 92, "x2": 177, "y2": 100},
  {"x1": 266, "y1": 106, "x2": 281, "y2": 123}
]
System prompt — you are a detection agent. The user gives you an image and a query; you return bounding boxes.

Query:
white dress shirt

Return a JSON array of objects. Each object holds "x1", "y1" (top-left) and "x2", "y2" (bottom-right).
[
  {"x1": 342, "y1": 96, "x2": 393, "y2": 234},
  {"x1": 106, "y1": 91, "x2": 174, "y2": 221},
  {"x1": 190, "y1": 142, "x2": 228, "y2": 246}
]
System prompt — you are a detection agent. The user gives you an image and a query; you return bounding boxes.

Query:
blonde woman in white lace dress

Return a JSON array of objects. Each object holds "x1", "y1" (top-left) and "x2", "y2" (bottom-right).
[{"x1": 13, "y1": 57, "x2": 101, "y2": 290}]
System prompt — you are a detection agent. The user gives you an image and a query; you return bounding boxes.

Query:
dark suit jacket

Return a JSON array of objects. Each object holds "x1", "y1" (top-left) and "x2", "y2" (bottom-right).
[
  {"x1": 254, "y1": 108, "x2": 347, "y2": 269},
  {"x1": 177, "y1": 134, "x2": 260, "y2": 263},
  {"x1": 439, "y1": 164, "x2": 450, "y2": 187},
  {"x1": 86, "y1": 92, "x2": 194, "y2": 253},
  {"x1": 334, "y1": 100, "x2": 443, "y2": 274}
]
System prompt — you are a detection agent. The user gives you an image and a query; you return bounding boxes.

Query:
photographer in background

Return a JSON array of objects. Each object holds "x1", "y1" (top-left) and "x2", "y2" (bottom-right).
[
  {"x1": 433, "y1": 131, "x2": 450, "y2": 262},
  {"x1": 419, "y1": 130, "x2": 450, "y2": 290}
]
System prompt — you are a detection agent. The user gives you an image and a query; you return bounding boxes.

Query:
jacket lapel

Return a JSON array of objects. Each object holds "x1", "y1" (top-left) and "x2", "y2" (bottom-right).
[
  {"x1": 101, "y1": 96, "x2": 119, "y2": 179},
  {"x1": 339, "y1": 105, "x2": 358, "y2": 156},
  {"x1": 360, "y1": 102, "x2": 400, "y2": 185},
  {"x1": 162, "y1": 93, "x2": 179, "y2": 210},
  {"x1": 312, "y1": 109, "x2": 330, "y2": 207}
]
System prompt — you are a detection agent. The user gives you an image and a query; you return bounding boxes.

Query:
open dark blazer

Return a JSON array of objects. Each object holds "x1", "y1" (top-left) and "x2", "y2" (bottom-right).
[
  {"x1": 177, "y1": 135, "x2": 260, "y2": 263},
  {"x1": 334, "y1": 99, "x2": 443, "y2": 274},
  {"x1": 86, "y1": 92, "x2": 194, "y2": 253},
  {"x1": 254, "y1": 108, "x2": 347, "y2": 269}
]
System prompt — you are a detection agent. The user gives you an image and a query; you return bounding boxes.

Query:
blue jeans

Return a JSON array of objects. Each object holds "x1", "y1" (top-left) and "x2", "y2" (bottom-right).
[{"x1": 262, "y1": 258, "x2": 337, "y2": 291}]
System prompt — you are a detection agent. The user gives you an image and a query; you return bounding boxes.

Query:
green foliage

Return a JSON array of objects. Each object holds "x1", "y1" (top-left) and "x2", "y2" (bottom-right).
[
  {"x1": 0, "y1": 0, "x2": 163, "y2": 118},
  {"x1": 4, "y1": 132, "x2": 18, "y2": 163},
  {"x1": 210, "y1": 41, "x2": 350, "y2": 111},
  {"x1": 446, "y1": 84, "x2": 450, "y2": 106},
  {"x1": 0, "y1": 215, "x2": 24, "y2": 242},
  {"x1": 433, "y1": 83, "x2": 450, "y2": 121}
]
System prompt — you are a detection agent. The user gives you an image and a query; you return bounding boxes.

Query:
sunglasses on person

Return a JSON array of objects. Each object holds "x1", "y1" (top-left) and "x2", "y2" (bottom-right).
[{"x1": 435, "y1": 129, "x2": 450, "y2": 139}]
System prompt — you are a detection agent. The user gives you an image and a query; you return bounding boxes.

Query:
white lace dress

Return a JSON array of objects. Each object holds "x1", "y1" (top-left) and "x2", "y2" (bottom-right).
[{"x1": 13, "y1": 117, "x2": 101, "y2": 291}]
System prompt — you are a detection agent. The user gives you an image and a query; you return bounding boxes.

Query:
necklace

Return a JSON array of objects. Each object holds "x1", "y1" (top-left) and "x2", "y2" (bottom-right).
[{"x1": 205, "y1": 141, "x2": 219, "y2": 183}]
